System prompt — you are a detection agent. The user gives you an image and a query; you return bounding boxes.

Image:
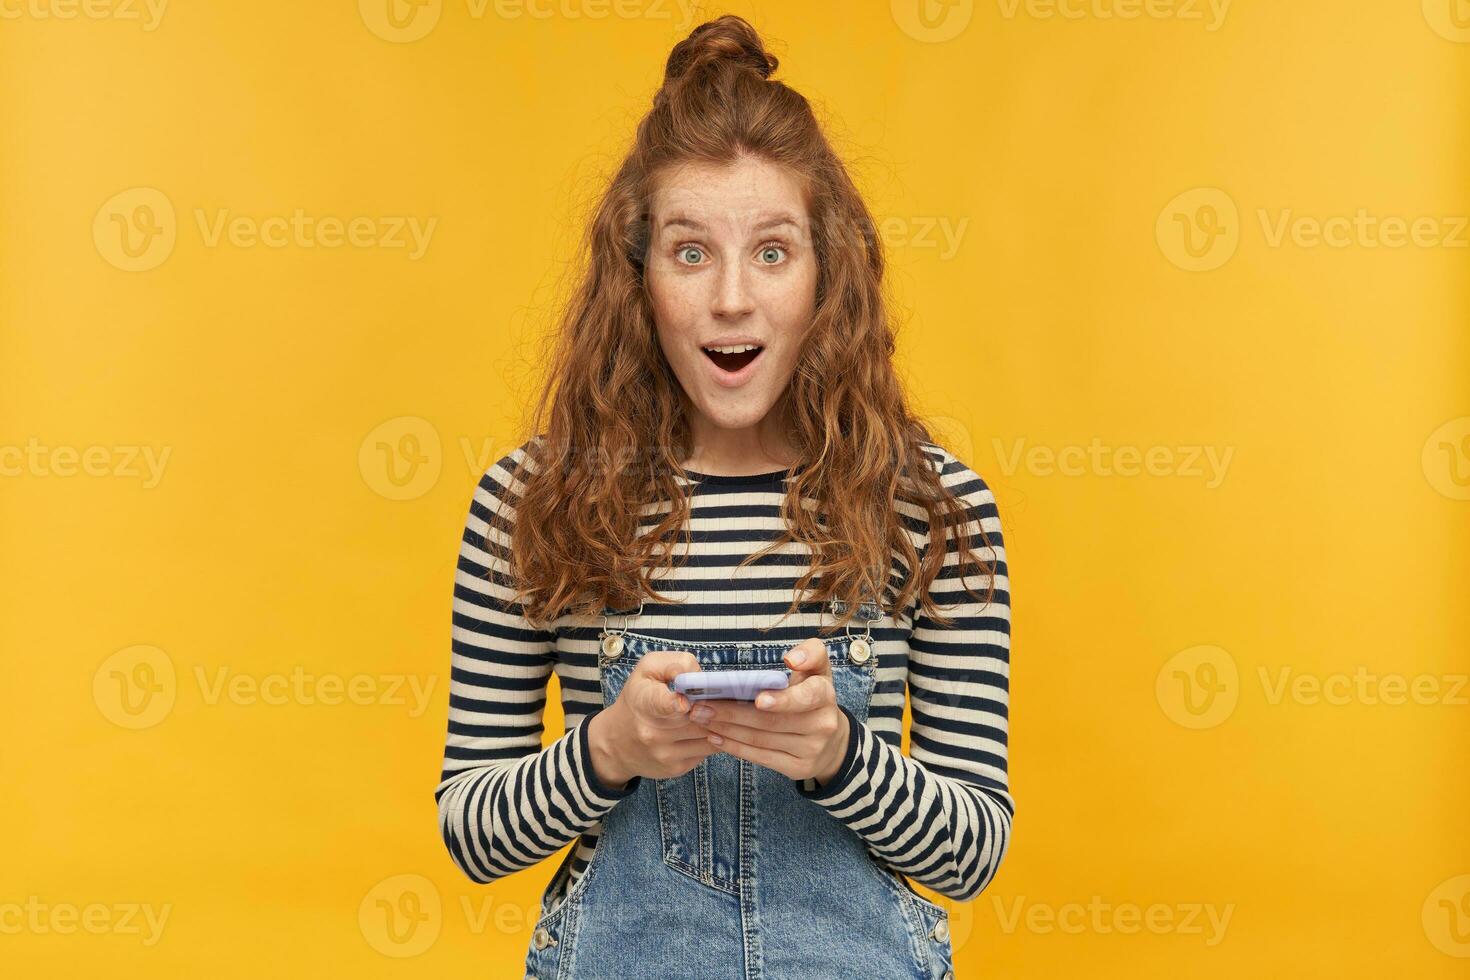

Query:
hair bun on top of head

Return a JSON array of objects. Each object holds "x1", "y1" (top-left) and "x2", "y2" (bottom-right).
[{"x1": 661, "y1": 14, "x2": 778, "y2": 87}]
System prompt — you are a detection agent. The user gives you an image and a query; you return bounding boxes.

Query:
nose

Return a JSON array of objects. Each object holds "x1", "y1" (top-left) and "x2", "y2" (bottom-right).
[{"x1": 710, "y1": 260, "x2": 755, "y2": 320}]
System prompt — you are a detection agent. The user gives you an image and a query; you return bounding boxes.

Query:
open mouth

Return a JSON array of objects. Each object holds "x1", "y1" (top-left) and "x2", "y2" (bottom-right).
[{"x1": 702, "y1": 344, "x2": 764, "y2": 374}]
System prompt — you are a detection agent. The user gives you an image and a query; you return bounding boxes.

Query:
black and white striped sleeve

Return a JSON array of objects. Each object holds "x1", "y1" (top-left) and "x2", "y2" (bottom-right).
[
  {"x1": 796, "y1": 454, "x2": 1014, "y2": 902},
  {"x1": 434, "y1": 447, "x2": 642, "y2": 884}
]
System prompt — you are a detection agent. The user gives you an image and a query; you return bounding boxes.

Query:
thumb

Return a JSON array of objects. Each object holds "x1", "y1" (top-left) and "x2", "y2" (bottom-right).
[
  {"x1": 639, "y1": 650, "x2": 700, "y2": 715},
  {"x1": 783, "y1": 637, "x2": 831, "y2": 678}
]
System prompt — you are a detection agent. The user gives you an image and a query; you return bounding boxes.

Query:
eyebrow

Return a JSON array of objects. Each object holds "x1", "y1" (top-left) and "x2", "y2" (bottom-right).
[{"x1": 658, "y1": 212, "x2": 804, "y2": 235}]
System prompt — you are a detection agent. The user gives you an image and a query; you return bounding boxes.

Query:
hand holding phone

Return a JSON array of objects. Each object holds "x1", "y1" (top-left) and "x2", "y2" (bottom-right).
[{"x1": 591, "y1": 651, "x2": 726, "y2": 787}]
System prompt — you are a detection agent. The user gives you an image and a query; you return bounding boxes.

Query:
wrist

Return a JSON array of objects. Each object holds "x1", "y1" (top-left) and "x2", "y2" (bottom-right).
[
  {"x1": 587, "y1": 705, "x2": 630, "y2": 791},
  {"x1": 815, "y1": 710, "x2": 853, "y2": 787}
]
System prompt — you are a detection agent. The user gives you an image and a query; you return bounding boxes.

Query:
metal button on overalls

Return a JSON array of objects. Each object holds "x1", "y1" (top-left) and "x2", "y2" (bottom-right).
[
  {"x1": 598, "y1": 602, "x2": 640, "y2": 660},
  {"x1": 532, "y1": 926, "x2": 552, "y2": 950},
  {"x1": 932, "y1": 918, "x2": 949, "y2": 943},
  {"x1": 850, "y1": 637, "x2": 871, "y2": 663}
]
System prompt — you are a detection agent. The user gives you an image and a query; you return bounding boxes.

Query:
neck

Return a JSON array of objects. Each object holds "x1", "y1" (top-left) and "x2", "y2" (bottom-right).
[{"x1": 682, "y1": 401, "x2": 798, "y2": 477}]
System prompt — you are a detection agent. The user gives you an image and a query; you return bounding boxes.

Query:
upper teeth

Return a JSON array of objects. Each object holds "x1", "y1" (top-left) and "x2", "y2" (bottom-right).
[{"x1": 704, "y1": 344, "x2": 761, "y2": 354}]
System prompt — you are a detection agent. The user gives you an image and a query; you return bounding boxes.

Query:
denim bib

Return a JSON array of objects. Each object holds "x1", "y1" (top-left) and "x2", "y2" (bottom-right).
[{"x1": 523, "y1": 599, "x2": 956, "y2": 979}]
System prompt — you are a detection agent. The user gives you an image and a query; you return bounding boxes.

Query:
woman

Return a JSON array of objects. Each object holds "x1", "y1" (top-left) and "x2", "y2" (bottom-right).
[{"x1": 434, "y1": 15, "x2": 1013, "y2": 979}]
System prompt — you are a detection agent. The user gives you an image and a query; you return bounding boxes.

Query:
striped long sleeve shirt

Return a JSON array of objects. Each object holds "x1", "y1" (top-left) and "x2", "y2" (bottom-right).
[{"x1": 433, "y1": 438, "x2": 1014, "y2": 905}]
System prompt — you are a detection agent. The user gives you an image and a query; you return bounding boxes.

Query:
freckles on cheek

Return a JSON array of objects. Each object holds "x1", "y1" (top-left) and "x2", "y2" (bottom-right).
[
  {"x1": 648, "y1": 271, "x2": 697, "y2": 321},
  {"x1": 648, "y1": 294, "x2": 697, "y2": 348},
  {"x1": 666, "y1": 304, "x2": 704, "y2": 339}
]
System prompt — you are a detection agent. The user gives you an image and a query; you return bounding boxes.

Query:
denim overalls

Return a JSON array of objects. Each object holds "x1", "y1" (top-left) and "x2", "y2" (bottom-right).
[{"x1": 523, "y1": 599, "x2": 956, "y2": 980}]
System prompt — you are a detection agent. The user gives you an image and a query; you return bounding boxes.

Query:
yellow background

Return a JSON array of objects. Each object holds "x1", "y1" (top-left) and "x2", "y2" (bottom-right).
[{"x1": 2, "y1": 1, "x2": 1467, "y2": 976}]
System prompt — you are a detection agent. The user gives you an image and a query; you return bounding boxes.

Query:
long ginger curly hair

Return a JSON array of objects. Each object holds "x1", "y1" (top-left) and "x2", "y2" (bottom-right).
[{"x1": 497, "y1": 14, "x2": 996, "y2": 635}]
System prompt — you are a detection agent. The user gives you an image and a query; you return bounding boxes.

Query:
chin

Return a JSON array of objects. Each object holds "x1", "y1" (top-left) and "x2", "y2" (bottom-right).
[{"x1": 699, "y1": 398, "x2": 774, "y2": 429}]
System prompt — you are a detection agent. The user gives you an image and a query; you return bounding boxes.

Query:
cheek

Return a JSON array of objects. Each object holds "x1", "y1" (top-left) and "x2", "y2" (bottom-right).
[
  {"x1": 759, "y1": 271, "x2": 817, "y2": 360},
  {"x1": 761, "y1": 262, "x2": 817, "y2": 324},
  {"x1": 648, "y1": 276, "x2": 701, "y2": 347}
]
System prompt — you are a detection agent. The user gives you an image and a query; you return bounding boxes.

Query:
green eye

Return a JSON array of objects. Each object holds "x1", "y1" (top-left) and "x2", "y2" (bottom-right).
[
  {"x1": 678, "y1": 246, "x2": 703, "y2": 264},
  {"x1": 759, "y1": 245, "x2": 786, "y2": 264}
]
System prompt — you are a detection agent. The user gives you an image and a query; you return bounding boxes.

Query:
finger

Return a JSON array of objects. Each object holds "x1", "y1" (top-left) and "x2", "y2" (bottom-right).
[
  {"x1": 640, "y1": 650, "x2": 701, "y2": 681},
  {"x1": 782, "y1": 637, "x2": 831, "y2": 679},
  {"x1": 700, "y1": 717, "x2": 807, "y2": 754},
  {"x1": 669, "y1": 724, "x2": 720, "y2": 742},
  {"x1": 706, "y1": 731, "x2": 801, "y2": 777},
  {"x1": 750, "y1": 672, "x2": 835, "y2": 715},
  {"x1": 689, "y1": 696, "x2": 816, "y2": 730},
  {"x1": 639, "y1": 651, "x2": 701, "y2": 715}
]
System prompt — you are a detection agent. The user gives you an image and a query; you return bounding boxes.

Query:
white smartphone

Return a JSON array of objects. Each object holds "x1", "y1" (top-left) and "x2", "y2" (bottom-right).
[{"x1": 670, "y1": 669, "x2": 789, "y2": 702}]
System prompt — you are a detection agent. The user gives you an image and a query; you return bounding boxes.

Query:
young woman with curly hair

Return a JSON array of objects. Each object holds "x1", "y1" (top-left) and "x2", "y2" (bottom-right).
[{"x1": 434, "y1": 15, "x2": 1014, "y2": 979}]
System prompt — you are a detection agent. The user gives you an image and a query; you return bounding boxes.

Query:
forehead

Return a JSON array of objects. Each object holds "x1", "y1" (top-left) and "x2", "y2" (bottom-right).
[{"x1": 650, "y1": 157, "x2": 809, "y2": 232}]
